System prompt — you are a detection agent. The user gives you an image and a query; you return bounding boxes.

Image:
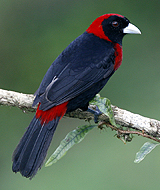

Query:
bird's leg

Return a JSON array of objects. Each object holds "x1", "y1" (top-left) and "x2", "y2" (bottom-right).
[{"x1": 87, "y1": 106, "x2": 102, "y2": 123}]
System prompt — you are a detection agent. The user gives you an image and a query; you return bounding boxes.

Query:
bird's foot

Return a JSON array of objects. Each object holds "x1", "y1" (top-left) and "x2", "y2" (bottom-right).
[{"x1": 87, "y1": 106, "x2": 102, "y2": 123}]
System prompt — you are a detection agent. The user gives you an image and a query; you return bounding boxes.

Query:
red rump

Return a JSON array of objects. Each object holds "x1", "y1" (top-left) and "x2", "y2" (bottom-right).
[
  {"x1": 113, "y1": 43, "x2": 122, "y2": 71},
  {"x1": 36, "y1": 101, "x2": 68, "y2": 125},
  {"x1": 86, "y1": 14, "x2": 124, "y2": 42}
]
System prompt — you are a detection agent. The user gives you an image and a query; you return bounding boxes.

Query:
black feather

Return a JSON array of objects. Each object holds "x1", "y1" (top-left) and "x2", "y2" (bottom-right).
[{"x1": 12, "y1": 116, "x2": 59, "y2": 179}]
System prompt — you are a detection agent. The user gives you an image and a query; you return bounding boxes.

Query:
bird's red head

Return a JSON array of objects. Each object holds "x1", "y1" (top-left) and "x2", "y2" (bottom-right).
[
  {"x1": 86, "y1": 13, "x2": 141, "y2": 45},
  {"x1": 86, "y1": 14, "x2": 124, "y2": 42}
]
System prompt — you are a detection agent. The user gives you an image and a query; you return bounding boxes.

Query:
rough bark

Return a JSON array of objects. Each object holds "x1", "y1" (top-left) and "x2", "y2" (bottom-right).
[{"x1": 1, "y1": 88, "x2": 160, "y2": 141}]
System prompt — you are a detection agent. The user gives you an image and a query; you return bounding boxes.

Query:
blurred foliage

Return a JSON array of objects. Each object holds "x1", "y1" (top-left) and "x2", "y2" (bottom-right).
[
  {"x1": 1, "y1": 0, "x2": 160, "y2": 189},
  {"x1": 45, "y1": 125, "x2": 96, "y2": 166},
  {"x1": 134, "y1": 142, "x2": 160, "y2": 164}
]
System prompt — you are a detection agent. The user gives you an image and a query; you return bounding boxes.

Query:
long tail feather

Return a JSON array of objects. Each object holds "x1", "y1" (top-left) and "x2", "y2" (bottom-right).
[{"x1": 12, "y1": 115, "x2": 60, "y2": 179}]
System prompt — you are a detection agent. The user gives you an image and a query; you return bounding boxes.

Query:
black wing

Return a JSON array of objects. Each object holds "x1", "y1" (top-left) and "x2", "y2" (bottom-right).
[{"x1": 33, "y1": 33, "x2": 115, "y2": 110}]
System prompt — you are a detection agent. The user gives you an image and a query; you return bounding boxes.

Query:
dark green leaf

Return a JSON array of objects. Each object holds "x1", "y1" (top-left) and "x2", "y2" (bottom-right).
[{"x1": 90, "y1": 94, "x2": 116, "y2": 126}]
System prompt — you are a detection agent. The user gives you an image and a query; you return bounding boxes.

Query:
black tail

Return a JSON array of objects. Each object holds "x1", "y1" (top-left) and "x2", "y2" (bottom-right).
[{"x1": 12, "y1": 115, "x2": 59, "y2": 179}]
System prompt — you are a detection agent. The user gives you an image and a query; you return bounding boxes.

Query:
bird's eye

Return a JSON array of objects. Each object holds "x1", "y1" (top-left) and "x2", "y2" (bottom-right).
[{"x1": 112, "y1": 21, "x2": 119, "y2": 27}]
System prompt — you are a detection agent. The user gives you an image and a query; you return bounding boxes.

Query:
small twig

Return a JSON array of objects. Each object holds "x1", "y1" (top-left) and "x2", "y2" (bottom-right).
[{"x1": 98, "y1": 121, "x2": 160, "y2": 143}]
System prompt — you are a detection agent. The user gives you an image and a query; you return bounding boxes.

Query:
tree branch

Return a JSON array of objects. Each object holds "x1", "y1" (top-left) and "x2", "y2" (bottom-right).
[{"x1": 1, "y1": 88, "x2": 160, "y2": 141}]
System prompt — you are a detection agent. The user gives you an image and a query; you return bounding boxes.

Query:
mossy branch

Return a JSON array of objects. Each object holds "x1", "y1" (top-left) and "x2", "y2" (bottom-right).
[{"x1": 1, "y1": 88, "x2": 160, "y2": 140}]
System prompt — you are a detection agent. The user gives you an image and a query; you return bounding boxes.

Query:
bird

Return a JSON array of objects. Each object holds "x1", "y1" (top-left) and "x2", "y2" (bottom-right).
[{"x1": 12, "y1": 13, "x2": 141, "y2": 179}]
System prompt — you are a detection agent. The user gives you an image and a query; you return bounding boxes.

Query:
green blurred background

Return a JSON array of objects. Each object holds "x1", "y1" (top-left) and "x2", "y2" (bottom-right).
[{"x1": 1, "y1": 0, "x2": 160, "y2": 189}]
